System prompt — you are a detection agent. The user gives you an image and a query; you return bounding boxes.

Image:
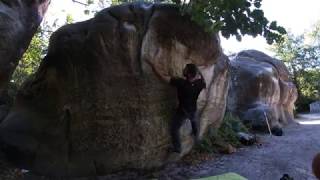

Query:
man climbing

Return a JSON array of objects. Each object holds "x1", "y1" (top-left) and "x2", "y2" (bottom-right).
[{"x1": 147, "y1": 60, "x2": 206, "y2": 153}]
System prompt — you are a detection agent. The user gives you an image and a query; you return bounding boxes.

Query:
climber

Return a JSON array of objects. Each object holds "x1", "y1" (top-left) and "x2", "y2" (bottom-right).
[{"x1": 146, "y1": 60, "x2": 206, "y2": 153}]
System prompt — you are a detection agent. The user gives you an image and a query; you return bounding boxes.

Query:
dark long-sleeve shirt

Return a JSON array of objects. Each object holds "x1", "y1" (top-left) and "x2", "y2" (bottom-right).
[{"x1": 170, "y1": 77, "x2": 206, "y2": 113}]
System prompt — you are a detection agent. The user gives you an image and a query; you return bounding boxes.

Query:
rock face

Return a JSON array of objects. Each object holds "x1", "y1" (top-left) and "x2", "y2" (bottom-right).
[
  {"x1": 0, "y1": 3, "x2": 229, "y2": 177},
  {"x1": 0, "y1": 0, "x2": 50, "y2": 121},
  {"x1": 227, "y1": 50, "x2": 298, "y2": 131}
]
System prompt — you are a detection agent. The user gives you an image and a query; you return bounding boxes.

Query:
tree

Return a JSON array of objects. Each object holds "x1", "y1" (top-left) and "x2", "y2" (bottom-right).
[
  {"x1": 82, "y1": 0, "x2": 286, "y2": 44},
  {"x1": 308, "y1": 20, "x2": 320, "y2": 45},
  {"x1": 11, "y1": 14, "x2": 75, "y2": 88},
  {"x1": 66, "y1": 14, "x2": 74, "y2": 24},
  {"x1": 271, "y1": 24, "x2": 320, "y2": 112},
  {"x1": 11, "y1": 27, "x2": 49, "y2": 87}
]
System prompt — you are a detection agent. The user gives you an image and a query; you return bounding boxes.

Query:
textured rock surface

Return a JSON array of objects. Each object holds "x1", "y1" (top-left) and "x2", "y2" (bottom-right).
[
  {"x1": 227, "y1": 50, "x2": 298, "y2": 130},
  {"x1": 0, "y1": 0, "x2": 50, "y2": 121},
  {"x1": 0, "y1": 3, "x2": 229, "y2": 177},
  {"x1": 0, "y1": 152, "x2": 21, "y2": 180}
]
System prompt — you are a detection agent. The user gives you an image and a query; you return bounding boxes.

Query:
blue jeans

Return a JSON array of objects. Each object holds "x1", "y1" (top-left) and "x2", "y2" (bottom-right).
[{"x1": 170, "y1": 108, "x2": 198, "y2": 153}]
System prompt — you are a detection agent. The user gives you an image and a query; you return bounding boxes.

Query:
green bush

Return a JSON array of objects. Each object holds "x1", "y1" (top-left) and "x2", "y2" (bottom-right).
[{"x1": 195, "y1": 112, "x2": 248, "y2": 153}]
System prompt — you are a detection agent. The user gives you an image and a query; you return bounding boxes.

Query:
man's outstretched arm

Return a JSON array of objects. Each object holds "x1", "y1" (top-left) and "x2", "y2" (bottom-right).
[
  {"x1": 196, "y1": 70, "x2": 206, "y2": 89},
  {"x1": 146, "y1": 59, "x2": 171, "y2": 83},
  {"x1": 200, "y1": 72, "x2": 206, "y2": 87}
]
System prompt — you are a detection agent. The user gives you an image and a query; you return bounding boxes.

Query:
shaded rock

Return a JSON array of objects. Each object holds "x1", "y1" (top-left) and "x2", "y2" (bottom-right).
[
  {"x1": 271, "y1": 127, "x2": 283, "y2": 136},
  {"x1": 0, "y1": 3, "x2": 229, "y2": 177},
  {"x1": 280, "y1": 174, "x2": 294, "y2": 180},
  {"x1": 237, "y1": 132, "x2": 256, "y2": 145},
  {"x1": 0, "y1": 0, "x2": 50, "y2": 121},
  {"x1": 225, "y1": 144, "x2": 237, "y2": 154},
  {"x1": 0, "y1": 105, "x2": 9, "y2": 122},
  {"x1": 0, "y1": 151, "x2": 22, "y2": 180},
  {"x1": 227, "y1": 50, "x2": 298, "y2": 131}
]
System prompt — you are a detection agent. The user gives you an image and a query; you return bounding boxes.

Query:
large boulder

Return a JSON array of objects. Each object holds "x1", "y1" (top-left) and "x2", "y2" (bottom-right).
[
  {"x1": 0, "y1": 0, "x2": 50, "y2": 121},
  {"x1": 0, "y1": 3, "x2": 229, "y2": 177},
  {"x1": 227, "y1": 50, "x2": 297, "y2": 131}
]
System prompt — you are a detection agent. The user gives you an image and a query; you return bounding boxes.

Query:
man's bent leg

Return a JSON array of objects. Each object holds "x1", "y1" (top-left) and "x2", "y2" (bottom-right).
[
  {"x1": 189, "y1": 112, "x2": 199, "y2": 137},
  {"x1": 170, "y1": 111, "x2": 186, "y2": 153},
  {"x1": 189, "y1": 112, "x2": 200, "y2": 144}
]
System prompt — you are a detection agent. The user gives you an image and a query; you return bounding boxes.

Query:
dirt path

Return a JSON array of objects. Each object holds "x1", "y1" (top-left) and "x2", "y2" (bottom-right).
[{"x1": 153, "y1": 113, "x2": 320, "y2": 180}]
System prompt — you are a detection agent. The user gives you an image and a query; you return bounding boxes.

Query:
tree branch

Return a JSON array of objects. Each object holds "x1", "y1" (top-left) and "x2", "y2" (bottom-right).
[{"x1": 72, "y1": 0, "x2": 88, "y2": 6}]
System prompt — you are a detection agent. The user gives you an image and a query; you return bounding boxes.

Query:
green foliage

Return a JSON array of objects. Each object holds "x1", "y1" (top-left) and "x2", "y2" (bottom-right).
[
  {"x1": 66, "y1": 14, "x2": 74, "y2": 24},
  {"x1": 271, "y1": 23, "x2": 320, "y2": 112},
  {"x1": 11, "y1": 28, "x2": 48, "y2": 86},
  {"x1": 295, "y1": 70, "x2": 320, "y2": 112},
  {"x1": 178, "y1": 0, "x2": 286, "y2": 44},
  {"x1": 196, "y1": 113, "x2": 248, "y2": 153},
  {"x1": 298, "y1": 70, "x2": 320, "y2": 98},
  {"x1": 222, "y1": 112, "x2": 248, "y2": 132},
  {"x1": 10, "y1": 13, "x2": 74, "y2": 88},
  {"x1": 308, "y1": 20, "x2": 320, "y2": 44},
  {"x1": 83, "y1": 0, "x2": 286, "y2": 44}
]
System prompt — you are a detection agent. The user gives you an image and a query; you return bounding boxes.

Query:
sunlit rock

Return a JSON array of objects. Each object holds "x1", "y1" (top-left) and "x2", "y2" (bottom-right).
[{"x1": 227, "y1": 50, "x2": 298, "y2": 131}]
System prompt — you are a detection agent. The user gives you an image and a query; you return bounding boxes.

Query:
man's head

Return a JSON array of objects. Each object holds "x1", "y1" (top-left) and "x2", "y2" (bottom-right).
[{"x1": 183, "y1": 64, "x2": 197, "y2": 79}]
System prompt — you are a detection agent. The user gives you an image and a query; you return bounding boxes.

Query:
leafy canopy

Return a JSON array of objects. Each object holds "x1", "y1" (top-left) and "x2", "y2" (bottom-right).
[
  {"x1": 11, "y1": 28, "x2": 48, "y2": 86},
  {"x1": 271, "y1": 21, "x2": 320, "y2": 111},
  {"x1": 84, "y1": 0, "x2": 286, "y2": 44}
]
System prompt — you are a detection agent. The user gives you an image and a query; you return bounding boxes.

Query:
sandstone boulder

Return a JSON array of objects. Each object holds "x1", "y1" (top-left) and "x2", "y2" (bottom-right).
[
  {"x1": 0, "y1": 0, "x2": 50, "y2": 121},
  {"x1": 227, "y1": 50, "x2": 297, "y2": 131},
  {"x1": 0, "y1": 3, "x2": 229, "y2": 177}
]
